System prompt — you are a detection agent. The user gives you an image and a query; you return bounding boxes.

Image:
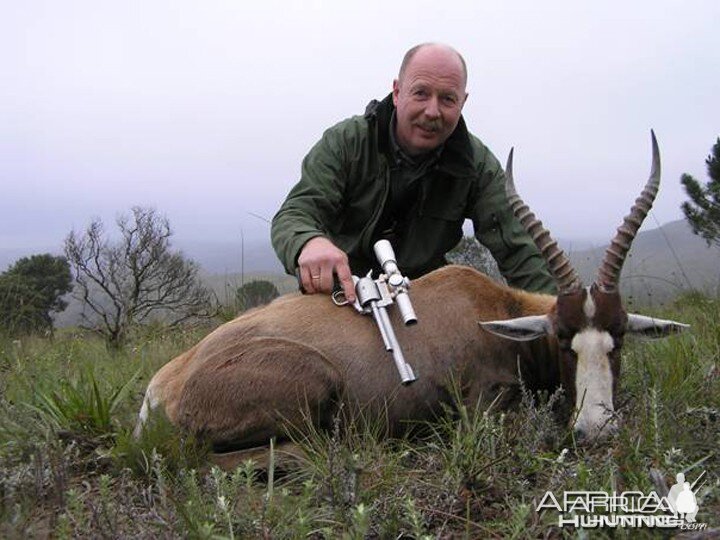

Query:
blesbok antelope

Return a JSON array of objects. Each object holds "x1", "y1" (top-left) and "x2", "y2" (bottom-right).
[{"x1": 136, "y1": 132, "x2": 687, "y2": 466}]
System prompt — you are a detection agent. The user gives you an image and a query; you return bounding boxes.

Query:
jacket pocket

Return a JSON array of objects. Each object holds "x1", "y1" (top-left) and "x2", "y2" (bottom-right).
[{"x1": 476, "y1": 212, "x2": 513, "y2": 255}]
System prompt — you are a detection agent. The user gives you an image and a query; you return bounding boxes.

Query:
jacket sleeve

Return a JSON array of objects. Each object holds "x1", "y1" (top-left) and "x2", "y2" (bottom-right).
[
  {"x1": 470, "y1": 156, "x2": 557, "y2": 294},
  {"x1": 271, "y1": 123, "x2": 350, "y2": 275}
]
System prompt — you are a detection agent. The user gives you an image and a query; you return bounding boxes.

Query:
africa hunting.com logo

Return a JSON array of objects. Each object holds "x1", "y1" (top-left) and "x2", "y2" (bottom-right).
[{"x1": 536, "y1": 470, "x2": 709, "y2": 531}]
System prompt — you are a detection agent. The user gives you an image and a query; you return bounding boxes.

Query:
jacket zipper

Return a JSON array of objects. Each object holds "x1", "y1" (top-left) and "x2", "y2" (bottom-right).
[{"x1": 360, "y1": 164, "x2": 391, "y2": 255}]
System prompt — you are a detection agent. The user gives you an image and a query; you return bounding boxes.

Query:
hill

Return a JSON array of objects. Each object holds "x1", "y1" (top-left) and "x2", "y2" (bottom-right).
[
  {"x1": 178, "y1": 238, "x2": 284, "y2": 274},
  {"x1": 178, "y1": 219, "x2": 720, "y2": 308},
  {"x1": 568, "y1": 219, "x2": 720, "y2": 307}
]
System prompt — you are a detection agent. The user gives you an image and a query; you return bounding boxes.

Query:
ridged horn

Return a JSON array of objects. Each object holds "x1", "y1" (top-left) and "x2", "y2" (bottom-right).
[
  {"x1": 596, "y1": 131, "x2": 661, "y2": 292},
  {"x1": 505, "y1": 148, "x2": 582, "y2": 293}
]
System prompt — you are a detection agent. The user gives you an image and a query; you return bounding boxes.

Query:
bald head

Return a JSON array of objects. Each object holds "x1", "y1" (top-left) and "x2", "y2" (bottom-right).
[{"x1": 398, "y1": 43, "x2": 468, "y2": 89}]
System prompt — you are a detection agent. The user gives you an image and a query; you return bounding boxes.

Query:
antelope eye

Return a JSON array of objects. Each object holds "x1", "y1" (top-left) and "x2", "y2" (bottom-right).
[{"x1": 556, "y1": 330, "x2": 574, "y2": 347}]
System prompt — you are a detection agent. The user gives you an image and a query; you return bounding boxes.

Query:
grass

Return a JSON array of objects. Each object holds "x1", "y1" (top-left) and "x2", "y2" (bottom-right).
[{"x1": 0, "y1": 293, "x2": 718, "y2": 538}]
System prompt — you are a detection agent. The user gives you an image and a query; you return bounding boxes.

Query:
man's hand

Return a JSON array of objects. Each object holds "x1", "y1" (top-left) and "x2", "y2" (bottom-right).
[{"x1": 297, "y1": 237, "x2": 356, "y2": 303}]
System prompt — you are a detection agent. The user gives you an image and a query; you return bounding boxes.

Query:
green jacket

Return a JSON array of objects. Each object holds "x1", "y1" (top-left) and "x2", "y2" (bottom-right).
[{"x1": 271, "y1": 94, "x2": 556, "y2": 293}]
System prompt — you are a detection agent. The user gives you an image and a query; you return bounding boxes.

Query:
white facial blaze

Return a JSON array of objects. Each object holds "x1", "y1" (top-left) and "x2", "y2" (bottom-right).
[
  {"x1": 583, "y1": 289, "x2": 596, "y2": 319},
  {"x1": 572, "y1": 328, "x2": 616, "y2": 437}
]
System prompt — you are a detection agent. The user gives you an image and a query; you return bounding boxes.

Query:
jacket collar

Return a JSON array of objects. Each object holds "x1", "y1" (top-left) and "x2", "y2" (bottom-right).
[{"x1": 364, "y1": 92, "x2": 476, "y2": 178}]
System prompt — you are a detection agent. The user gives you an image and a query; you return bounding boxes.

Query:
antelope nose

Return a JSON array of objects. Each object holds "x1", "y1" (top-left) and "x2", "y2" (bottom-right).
[{"x1": 574, "y1": 421, "x2": 618, "y2": 444}]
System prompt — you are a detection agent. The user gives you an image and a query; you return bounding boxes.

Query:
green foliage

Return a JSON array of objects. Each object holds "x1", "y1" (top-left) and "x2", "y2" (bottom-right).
[
  {"x1": 426, "y1": 389, "x2": 511, "y2": 488},
  {"x1": 236, "y1": 279, "x2": 280, "y2": 312},
  {"x1": 113, "y1": 413, "x2": 210, "y2": 479},
  {"x1": 0, "y1": 253, "x2": 72, "y2": 334},
  {"x1": 681, "y1": 137, "x2": 720, "y2": 248},
  {"x1": 26, "y1": 365, "x2": 141, "y2": 439}
]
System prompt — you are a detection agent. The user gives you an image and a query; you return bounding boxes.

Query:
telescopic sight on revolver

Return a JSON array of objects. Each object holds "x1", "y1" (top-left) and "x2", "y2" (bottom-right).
[{"x1": 333, "y1": 239, "x2": 418, "y2": 385}]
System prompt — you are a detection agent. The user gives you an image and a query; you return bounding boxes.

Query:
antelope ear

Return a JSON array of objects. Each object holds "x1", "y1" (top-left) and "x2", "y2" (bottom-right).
[
  {"x1": 627, "y1": 314, "x2": 689, "y2": 339},
  {"x1": 479, "y1": 315, "x2": 552, "y2": 341}
]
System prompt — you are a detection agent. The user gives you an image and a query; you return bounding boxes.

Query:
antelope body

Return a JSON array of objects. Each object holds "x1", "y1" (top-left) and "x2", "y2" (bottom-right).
[{"x1": 136, "y1": 133, "x2": 687, "y2": 465}]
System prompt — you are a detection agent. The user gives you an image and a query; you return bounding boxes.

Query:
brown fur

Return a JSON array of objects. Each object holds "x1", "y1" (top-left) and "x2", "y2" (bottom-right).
[{"x1": 139, "y1": 265, "x2": 558, "y2": 463}]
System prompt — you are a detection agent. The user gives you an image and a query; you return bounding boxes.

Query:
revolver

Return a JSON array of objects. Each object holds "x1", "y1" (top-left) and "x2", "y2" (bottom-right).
[{"x1": 335, "y1": 240, "x2": 418, "y2": 385}]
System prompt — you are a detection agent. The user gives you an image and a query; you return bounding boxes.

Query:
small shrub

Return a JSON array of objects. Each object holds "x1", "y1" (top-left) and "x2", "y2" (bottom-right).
[{"x1": 25, "y1": 365, "x2": 141, "y2": 442}]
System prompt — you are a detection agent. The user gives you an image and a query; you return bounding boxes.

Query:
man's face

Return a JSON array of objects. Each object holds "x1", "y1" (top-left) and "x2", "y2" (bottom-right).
[{"x1": 392, "y1": 46, "x2": 468, "y2": 156}]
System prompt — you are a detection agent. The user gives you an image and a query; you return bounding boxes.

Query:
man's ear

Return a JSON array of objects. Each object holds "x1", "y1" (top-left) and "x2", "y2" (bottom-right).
[
  {"x1": 461, "y1": 91, "x2": 469, "y2": 109},
  {"x1": 392, "y1": 79, "x2": 400, "y2": 106}
]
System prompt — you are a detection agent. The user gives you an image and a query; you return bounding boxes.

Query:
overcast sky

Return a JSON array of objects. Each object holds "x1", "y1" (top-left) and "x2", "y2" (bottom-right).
[{"x1": 1, "y1": 1, "x2": 718, "y2": 261}]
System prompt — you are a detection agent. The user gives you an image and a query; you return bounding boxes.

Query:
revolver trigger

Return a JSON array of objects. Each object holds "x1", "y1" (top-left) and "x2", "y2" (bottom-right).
[{"x1": 331, "y1": 290, "x2": 349, "y2": 306}]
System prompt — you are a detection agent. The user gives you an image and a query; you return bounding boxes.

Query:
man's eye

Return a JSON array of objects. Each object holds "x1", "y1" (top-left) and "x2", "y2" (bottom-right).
[{"x1": 442, "y1": 95, "x2": 457, "y2": 104}]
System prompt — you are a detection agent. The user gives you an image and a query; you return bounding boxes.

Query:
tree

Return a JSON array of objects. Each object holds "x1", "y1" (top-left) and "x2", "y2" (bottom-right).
[
  {"x1": 681, "y1": 137, "x2": 720, "y2": 248},
  {"x1": 64, "y1": 207, "x2": 216, "y2": 347},
  {"x1": 447, "y1": 236, "x2": 504, "y2": 282},
  {"x1": 0, "y1": 254, "x2": 72, "y2": 334},
  {"x1": 236, "y1": 279, "x2": 280, "y2": 311}
]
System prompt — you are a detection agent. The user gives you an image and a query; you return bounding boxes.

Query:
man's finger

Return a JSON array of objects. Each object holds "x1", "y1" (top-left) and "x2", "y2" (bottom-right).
[
  {"x1": 335, "y1": 261, "x2": 356, "y2": 303},
  {"x1": 295, "y1": 268, "x2": 307, "y2": 294},
  {"x1": 300, "y1": 265, "x2": 316, "y2": 294},
  {"x1": 318, "y1": 263, "x2": 334, "y2": 294}
]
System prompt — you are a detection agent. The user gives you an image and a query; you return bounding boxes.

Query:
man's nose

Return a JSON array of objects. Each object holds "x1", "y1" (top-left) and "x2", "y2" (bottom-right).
[{"x1": 424, "y1": 97, "x2": 440, "y2": 118}]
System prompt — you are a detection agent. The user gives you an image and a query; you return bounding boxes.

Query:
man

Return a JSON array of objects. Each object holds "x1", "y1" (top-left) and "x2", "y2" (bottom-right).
[{"x1": 272, "y1": 43, "x2": 555, "y2": 303}]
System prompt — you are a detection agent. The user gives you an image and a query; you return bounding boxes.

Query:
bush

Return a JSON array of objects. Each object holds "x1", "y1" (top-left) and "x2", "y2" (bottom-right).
[
  {"x1": 0, "y1": 254, "x2": 72, "y2": 335},
  {"x1": 236, "y1": 279, "x2": 280, "y2": 312}
]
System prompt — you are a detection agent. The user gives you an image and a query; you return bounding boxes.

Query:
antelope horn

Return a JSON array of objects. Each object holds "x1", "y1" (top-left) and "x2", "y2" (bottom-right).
[
  {"x1": 505, "y1": 149, "x2": 582, "y2": 294},
  {"x1": 596, "y1": 131, "x2": 661, "y2": 292}
]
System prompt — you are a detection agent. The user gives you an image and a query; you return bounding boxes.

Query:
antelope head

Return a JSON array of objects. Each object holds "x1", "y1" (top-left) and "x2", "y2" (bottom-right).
[{"x1": 481, "y1": 132, "x2": 688, "y2": 441}]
